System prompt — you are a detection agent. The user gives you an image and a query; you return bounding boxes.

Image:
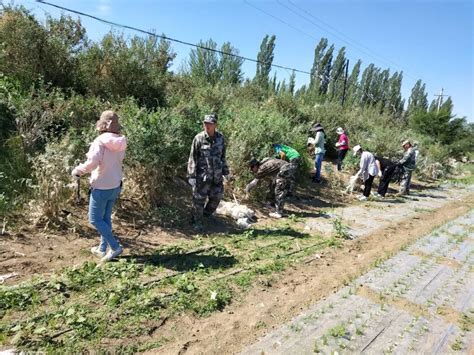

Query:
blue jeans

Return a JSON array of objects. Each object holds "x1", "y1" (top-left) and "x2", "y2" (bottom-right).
[
  {"x1": 89, "y1": 187, "x2": 121, "y2": 252},
  {"x1": 314, "y1": 153, "x2": 324, "y2": 181}
]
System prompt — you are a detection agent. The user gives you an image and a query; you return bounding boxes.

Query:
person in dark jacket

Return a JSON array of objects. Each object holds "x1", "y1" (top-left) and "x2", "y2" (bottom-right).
[
  {"x1": 374, "y1": 156, "x2": 397, "y2": 198},
  {"x1": 398, "y1": 140, "x2": 416, "y2": 195}
]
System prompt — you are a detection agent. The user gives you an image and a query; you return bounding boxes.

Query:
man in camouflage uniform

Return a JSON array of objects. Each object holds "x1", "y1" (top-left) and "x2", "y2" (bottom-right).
[
  {"x1": 272, "y1": 143, "x2": 301, "y2": 196},
  {"x1": 398, "y1": 140, "x2": 416, "y2": 195},
  {"x1": 245, "y1": 157, "x2": 292, "y2": 219},
  {"x1": 188, "y1": 114, "x2": 229, "y2": 230}
]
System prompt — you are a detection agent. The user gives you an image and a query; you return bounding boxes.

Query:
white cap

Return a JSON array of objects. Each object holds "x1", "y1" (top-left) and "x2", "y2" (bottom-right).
[{"x1": 353, "y1": 144, "x2": 362, "y2": 156}]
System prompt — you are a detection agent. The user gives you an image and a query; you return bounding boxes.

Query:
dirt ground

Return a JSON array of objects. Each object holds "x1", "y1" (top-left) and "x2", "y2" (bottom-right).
[
  {"x1": 1, "y1": 181, "x2": 473, "y2": 353},
  {"x1": 150, "y1": 185, "x2": 473, "y2": 354},
  {"x1": 243, "y1": 210, "x2": 474, "y2": 354}
]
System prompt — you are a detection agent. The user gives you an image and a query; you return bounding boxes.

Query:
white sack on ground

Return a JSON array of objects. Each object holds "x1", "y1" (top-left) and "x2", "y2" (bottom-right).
[{"x1": 216, "y1": 201, "x2": 255, "y2": 228}]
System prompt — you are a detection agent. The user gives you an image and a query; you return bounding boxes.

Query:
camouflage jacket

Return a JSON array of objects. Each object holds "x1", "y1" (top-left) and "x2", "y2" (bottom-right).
[
  {"x1": 254, "y1": 158, "x2": 290, "y2": 180},
  {"x1": 398, "y1": 147, "x2": 416, "y2": 172},
  {"x1": 187, "y1": 130, "x2": 229, "y2": 184}
]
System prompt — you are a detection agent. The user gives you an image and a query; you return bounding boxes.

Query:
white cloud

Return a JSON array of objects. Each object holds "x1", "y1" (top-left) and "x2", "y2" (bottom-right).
[{"x1": 96, "y1": 0, "x2": 111, "y2": 16}]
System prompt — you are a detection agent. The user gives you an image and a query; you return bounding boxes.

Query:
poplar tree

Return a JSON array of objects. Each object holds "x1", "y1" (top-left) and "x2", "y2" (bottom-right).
[
  {"x1": 328, "y1": 47, "x2": 346, "y2": 102},
  {"x1": 407, "y1": 79, "x2": 428, "y2": 115},
  {"x1": 188, "y1": 39, "x2": 220, "y2": 85},
  {"x1": 219, "y1": 42, "x2": 243, "y2": 85},
  {"x1": 346, "y1": 59, "x2": 361, "y2": 105},
  {"x1": 288, "y1": 70, "x2": 296, "y2": 95},
  {"x1": 310, "y1": 38, "x2": 328, "y2": 91},
  {"x1": 255, "y1": 34, "x2": 276, "y2": 90},
  {"x1": 386, "y1": 71, "x2": 404, "y2": 115},
  {"x1": 440, "y1": 96, "x2": 453, "y2": 114},
  {"x1": 319, "y1": 44, "x2": 334, "y2": 95},
  {"x1": 358, "y1": 63, "x2": 375, "y2": 106}
]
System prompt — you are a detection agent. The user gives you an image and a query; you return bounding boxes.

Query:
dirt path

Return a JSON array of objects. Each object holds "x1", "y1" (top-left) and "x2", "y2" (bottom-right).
[
  {"x1": 153, "y1": 185, "x2": 474, "y2": 354},
  {"x1": 242, "y1": 210, "x2": 474, "y2": 354}
]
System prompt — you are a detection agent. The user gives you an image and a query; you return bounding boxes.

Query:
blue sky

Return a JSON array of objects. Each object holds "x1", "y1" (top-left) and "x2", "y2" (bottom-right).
[{"x1": 19, "y1": 0, "x2": 474, "y2": 121}]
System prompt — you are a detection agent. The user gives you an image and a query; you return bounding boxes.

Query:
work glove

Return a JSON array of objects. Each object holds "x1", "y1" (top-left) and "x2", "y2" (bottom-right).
[{"x1": 188, "y1": 177, "x2": 196, "y2": 188}]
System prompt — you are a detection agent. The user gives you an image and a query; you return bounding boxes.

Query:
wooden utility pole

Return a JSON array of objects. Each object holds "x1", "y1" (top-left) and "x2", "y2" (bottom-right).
[
  {"x1": 341, "y1": 59, "x2": 349, "y2": 107},
  {"x1": 434, "y1": 88, "x2": 448, "y2": 112}
]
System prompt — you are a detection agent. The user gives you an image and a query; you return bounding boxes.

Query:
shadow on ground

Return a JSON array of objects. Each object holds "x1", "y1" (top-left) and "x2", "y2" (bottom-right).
[{"x1": 123, "y1": 253, "x2": 238, "y2": 272}]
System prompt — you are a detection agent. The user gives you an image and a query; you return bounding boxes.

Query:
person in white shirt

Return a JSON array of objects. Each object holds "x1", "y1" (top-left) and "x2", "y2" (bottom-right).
[{"x1": 352, "y1": 144, "x2": 379, "y2": 201}]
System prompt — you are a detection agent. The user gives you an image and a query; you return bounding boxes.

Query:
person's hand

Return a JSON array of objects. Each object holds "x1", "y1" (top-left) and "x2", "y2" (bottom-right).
[
  {"x1": 71, "y1": 169, "x2": 80, "y2": 180},
  {"x1": 378, "y1": 171, "x2": 382, "y2": 178},
  {"x1": 188, "y1": 177, "x2": 196, "y2": 188}
]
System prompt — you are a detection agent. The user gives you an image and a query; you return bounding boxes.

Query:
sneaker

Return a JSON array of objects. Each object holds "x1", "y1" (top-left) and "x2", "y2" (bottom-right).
[
  {"x1": 101, "y1": 246, "x2": 123, "y2": 262},
  {"x1": 91, "y1": 246, "x2": 106, "y2": 258},
  {"x1": 358, "y1": 195, "x2": 368, "y2": 201},
  {"x1": 269, "y1": 212, "x2": 283, "y2": 219}
]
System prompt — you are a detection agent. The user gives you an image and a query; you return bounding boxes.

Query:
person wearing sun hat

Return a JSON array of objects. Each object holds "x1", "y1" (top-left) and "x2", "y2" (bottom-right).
[
  {"x1": 335, "y1": 127, "x2": 349, "y2": 171},
  {"x1": 72, "y1": 110, "x2": 127, "y2": 262},
  {"x1": 352, "y1": 144, "x2": 379, "y2": 201},
  {"x1": 397, "y1": 139, "x2": 416, "y2": 195},
  {"x1": 308, "y1": 123, "x2": 325, "y2": 184}
]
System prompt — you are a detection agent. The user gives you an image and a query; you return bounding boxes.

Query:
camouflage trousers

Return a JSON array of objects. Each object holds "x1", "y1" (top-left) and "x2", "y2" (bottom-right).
[
  {"x1": 288, "y1": 157, "x2": 300, "y2": 194},
  {"x1": 268, "y1": 165, "x2": 292, "y2": 213},
  {"x1": 192, "y1": 181, "x2": 224, "y2": 223},
  {"x1": 399, "y1": 170, "x2": 412, "y2": 195}
]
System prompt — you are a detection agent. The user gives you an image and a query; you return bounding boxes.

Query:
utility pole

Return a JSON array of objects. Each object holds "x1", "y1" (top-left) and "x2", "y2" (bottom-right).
[
  {"x1": 434, "y1": 88, "x2": 448, "y2": 112},
  {"x1": 341, "y1": 59, "x2": 349, "y2": 107}
]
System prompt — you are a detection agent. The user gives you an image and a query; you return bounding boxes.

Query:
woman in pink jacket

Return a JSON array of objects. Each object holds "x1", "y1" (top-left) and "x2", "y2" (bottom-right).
[
  {"x1": 335, "y1": 127, "x2": 349, "y2": 171},
  {"x1": 72, "y1": 111, "x2": 127, "y2": 262}
]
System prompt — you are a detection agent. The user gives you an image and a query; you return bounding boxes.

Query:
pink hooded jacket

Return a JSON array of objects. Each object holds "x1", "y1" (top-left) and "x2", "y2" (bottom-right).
[{"x1": 72, "y1": 133, "x2": 127, "y2": 190}]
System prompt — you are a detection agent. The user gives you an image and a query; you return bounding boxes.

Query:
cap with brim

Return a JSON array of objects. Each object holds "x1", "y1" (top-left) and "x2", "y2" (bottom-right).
[
  {"x1": 203, "y1": 114, "x2": 217, "y2": 124},
  {"x1": 352, "y1": 144, "x2": 362, "y2": 156},
  {"x1": 401, "y1": 140, "x2": 411, "y2": 147}
]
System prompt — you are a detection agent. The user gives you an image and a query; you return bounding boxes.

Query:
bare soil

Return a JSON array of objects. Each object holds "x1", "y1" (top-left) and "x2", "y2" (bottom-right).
[
  {"x1": 151, "y1": 186, "x2": 473, "y2": 354},
  {"x1": 1, "y1": 180, "x2": 472, "y2": 354}
]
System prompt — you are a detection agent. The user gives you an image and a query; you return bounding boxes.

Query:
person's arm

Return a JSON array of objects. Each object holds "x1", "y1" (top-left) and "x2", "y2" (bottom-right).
[
  {"x1": 221, "y1": 136, "x2": 230, "y2": 177},
  {"x1": 315, "y1": 132, "x2": 322, "y2": 146},
  {"x1": 398, "y1": 149, "x2": 413, "y2": 166},
  {"x1": 187, "y1": 137, "x2": 200, "y2": 178},
  {"x1": 72, "y1": 140, "x2": 103, "y2": 176},
  {"x1": 375, "y1": 159, "x2": 382, "y2": 177},
  {"x1": 245, "y1": 178, "x2": 259, "y2": 193},
  {"x1": 356, "y1": 153, "x2": 368, "y2": 178}
]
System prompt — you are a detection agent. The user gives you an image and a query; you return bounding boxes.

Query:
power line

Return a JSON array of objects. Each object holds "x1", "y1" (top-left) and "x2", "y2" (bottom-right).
[
  {"x1": 283, "y1": 0, "x2": 415, "y2": 78},
  {"x1": 33, "y1": 0, "x2": 403, "y2": 109},
  {"x1": 35, "y1": 0, "x2": 312, "y2": 76},
  {"x1": 269, "y1": 0, "x2": 419, "y2": 82}
]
